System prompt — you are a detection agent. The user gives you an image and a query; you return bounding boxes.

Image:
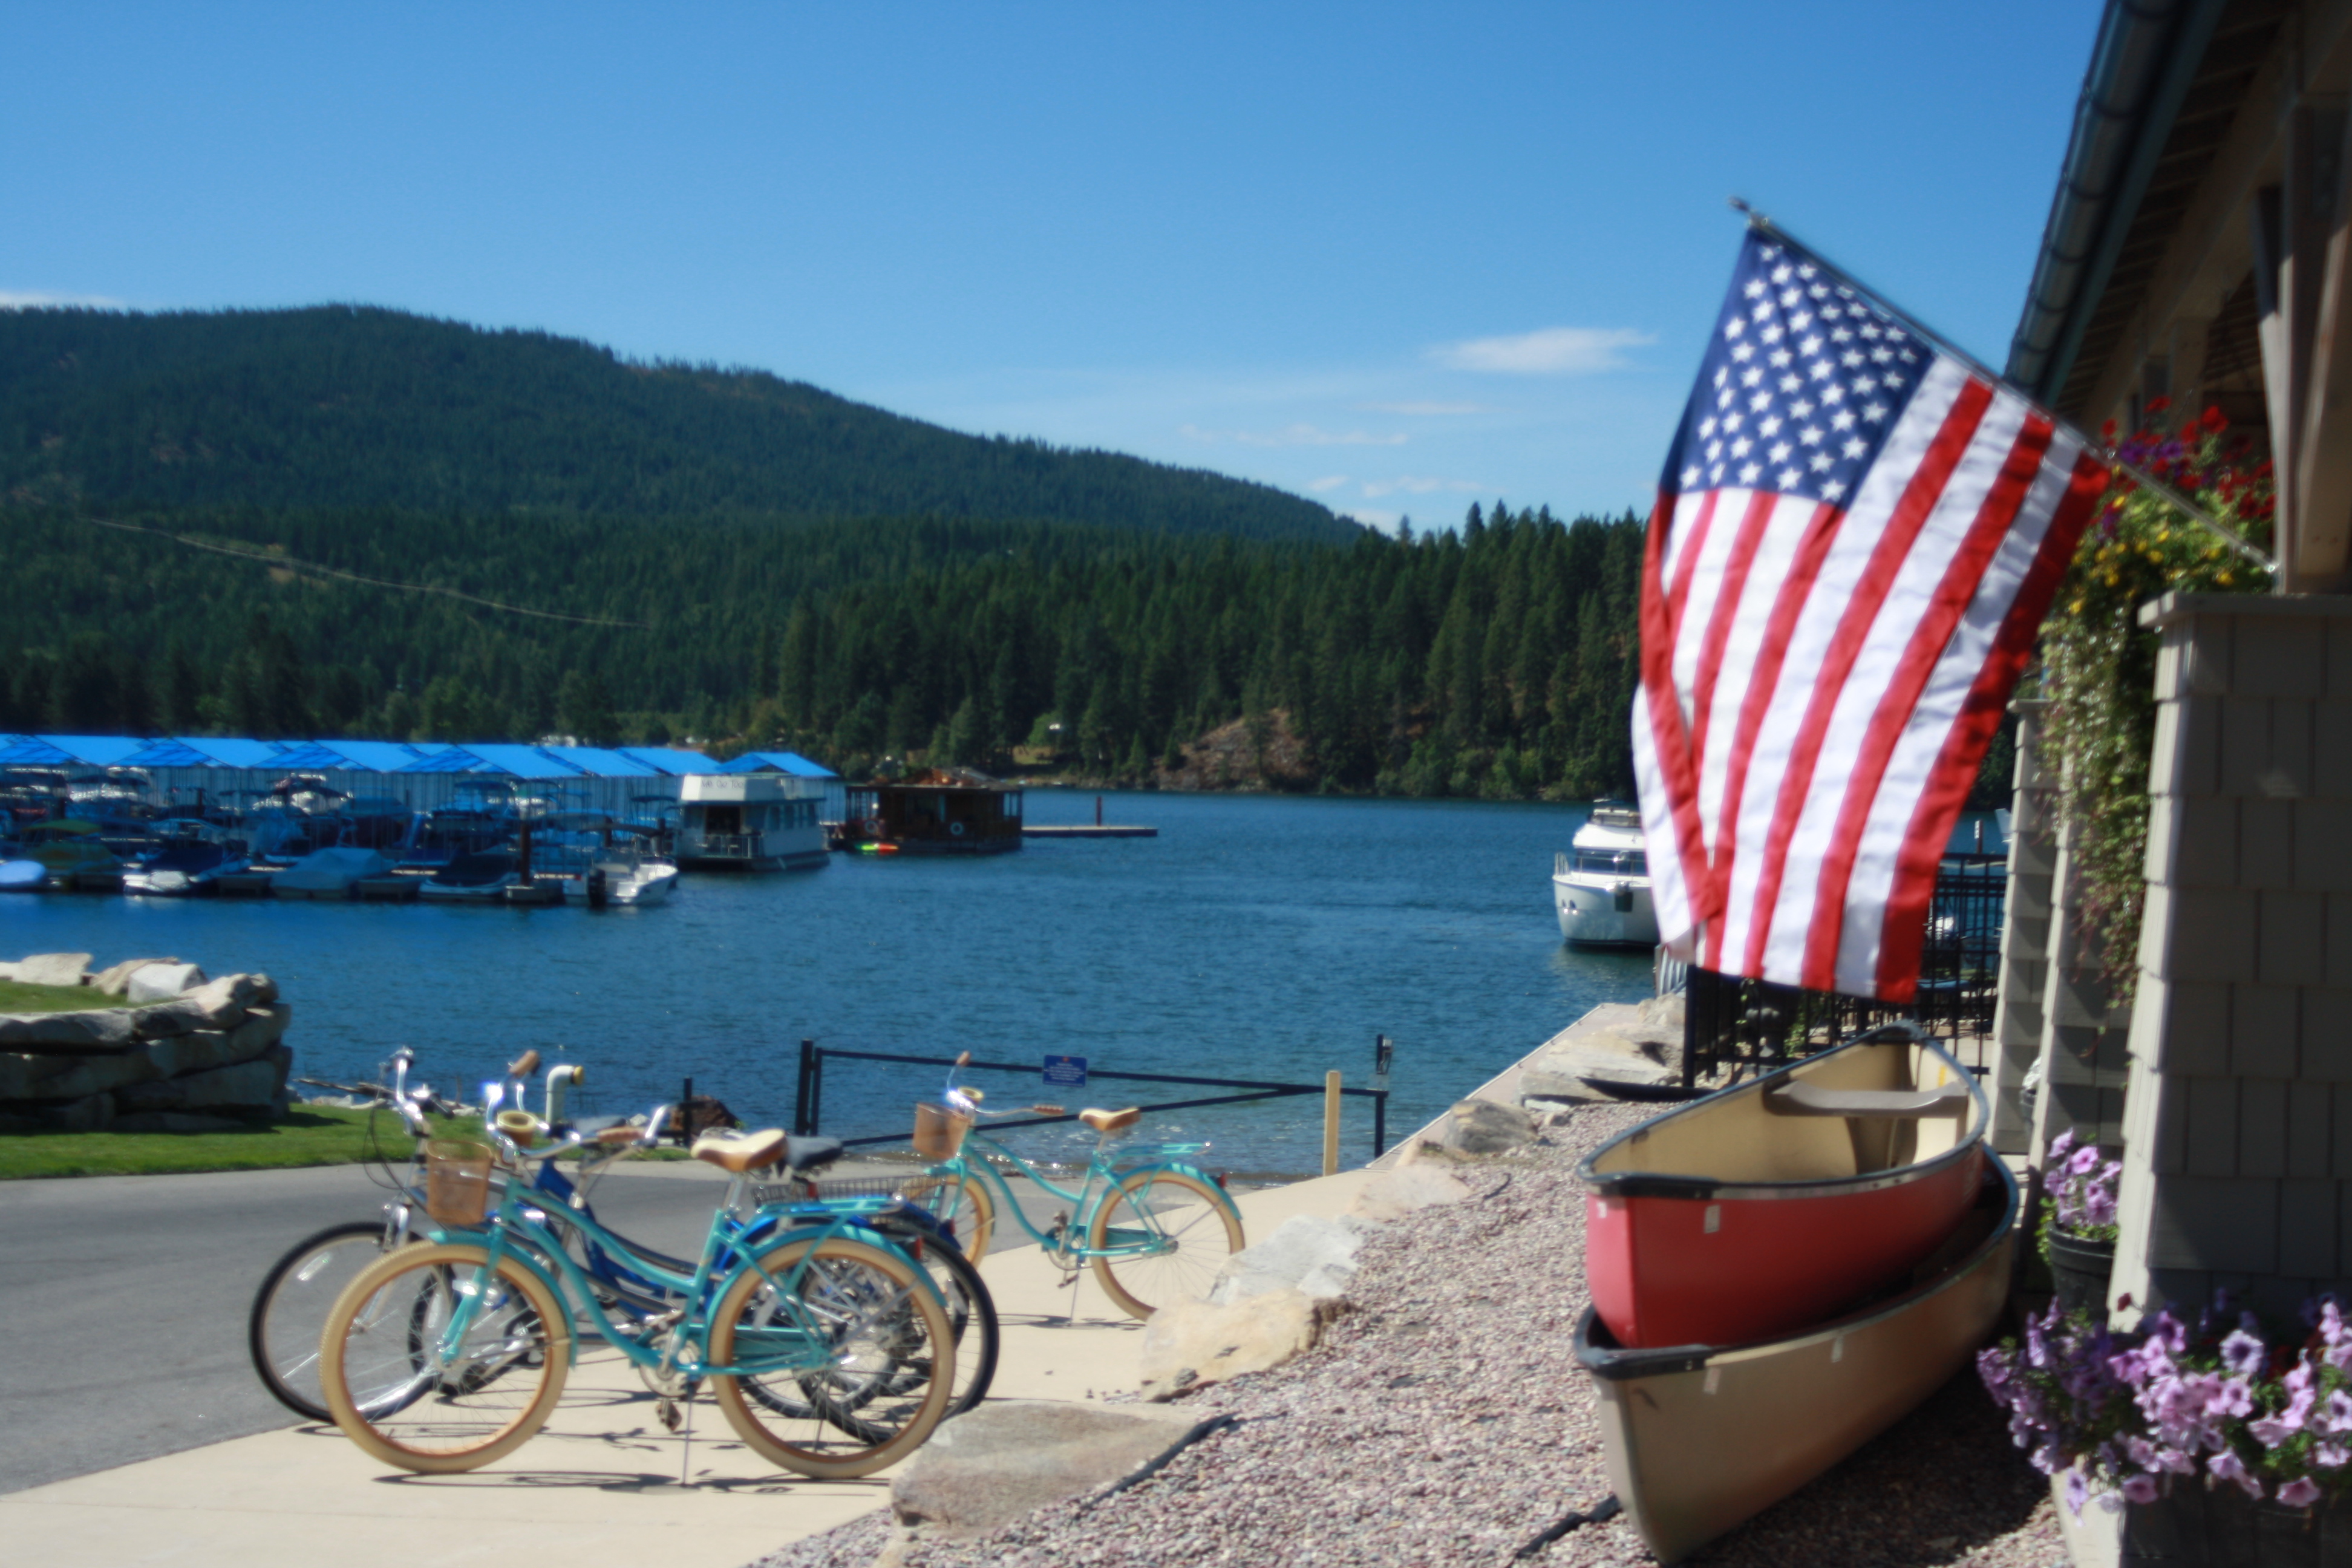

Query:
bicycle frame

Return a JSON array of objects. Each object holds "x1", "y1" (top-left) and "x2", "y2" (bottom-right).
[{"x1": 933, "y1": 1123, "x2": 1240, "y2": 1264}]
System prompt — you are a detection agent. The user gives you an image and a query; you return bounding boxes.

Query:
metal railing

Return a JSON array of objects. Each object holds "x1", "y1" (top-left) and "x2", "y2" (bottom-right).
[
  {"x1": 792, "y1": 1040, "x2": 1392, "y2": 1164},
  {"x1": 1680, "y1": 852, "x2": 2006, "y2": 1088}
]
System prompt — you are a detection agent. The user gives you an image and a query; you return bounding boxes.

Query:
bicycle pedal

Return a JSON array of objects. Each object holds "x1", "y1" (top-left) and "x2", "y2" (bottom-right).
[
  {"x1": 1058, "y1": 1269, "x2": 1082, "y2": 1289},
  {"x1": 658, "y1": 1397, "x2": 683, "y2": 1432}
]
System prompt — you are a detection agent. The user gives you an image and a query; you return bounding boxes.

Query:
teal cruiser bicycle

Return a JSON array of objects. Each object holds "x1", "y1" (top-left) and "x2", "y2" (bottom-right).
[
  {"x1": 318, "y1": 1110, "x2": 958, "y2": 1477},
  {"x1": 901, "y1": 1053, "x2": 1246, "y2": 1318}
]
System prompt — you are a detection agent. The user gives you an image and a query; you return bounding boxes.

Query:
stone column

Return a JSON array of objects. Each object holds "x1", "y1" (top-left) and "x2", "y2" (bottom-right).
[
  {"x1": 2028, "y1": 798, "x2": 2135, "y2": 1163},
  {"x1": 2110, "y1": 592, "x2": 2352, "y2": 1324},
  {"x1": 1990, "y1": 701, "x2": 2058, "y2": 1154}
]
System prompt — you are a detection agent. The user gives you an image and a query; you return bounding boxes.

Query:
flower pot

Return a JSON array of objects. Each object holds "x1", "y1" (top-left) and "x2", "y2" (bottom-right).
[
  {"x1": 2045, "y1": 1227, "x2": 2115, "y2": 1318},
  {"x1": 2123, "y1": 1482, "x2": 2352, "y2": 1566}
]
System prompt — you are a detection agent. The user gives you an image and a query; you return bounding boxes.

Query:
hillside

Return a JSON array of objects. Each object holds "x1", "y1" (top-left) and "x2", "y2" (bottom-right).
[{"x1": 0, "y1": 305, "x2": 1355, "y2": 543}]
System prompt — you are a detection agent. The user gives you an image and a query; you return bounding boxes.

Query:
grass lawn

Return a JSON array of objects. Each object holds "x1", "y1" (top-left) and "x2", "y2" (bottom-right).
[
  {"x1": 0, "y1": 1105, "x2": 693, "y2": 1178},
  {"x1": 0, "y1": 980, "x2": 125, "y2": 1014}
]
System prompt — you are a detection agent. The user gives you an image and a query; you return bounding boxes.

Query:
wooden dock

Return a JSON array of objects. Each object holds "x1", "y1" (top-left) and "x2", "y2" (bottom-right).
[{"x1": 1021, "y1": 825, "x2": 1158, "y2": 838}]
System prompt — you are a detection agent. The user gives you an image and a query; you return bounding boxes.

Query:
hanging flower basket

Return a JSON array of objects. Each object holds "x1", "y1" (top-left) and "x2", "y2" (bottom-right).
[{"x1": 2048, "y1": 1227, "x2": 2119, "y2": 1318}]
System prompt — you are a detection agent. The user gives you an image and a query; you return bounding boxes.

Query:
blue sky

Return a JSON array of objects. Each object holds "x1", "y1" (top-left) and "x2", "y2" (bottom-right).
[{"x1": 3, "y1": 2, "x2": 2103, "y2": 530}]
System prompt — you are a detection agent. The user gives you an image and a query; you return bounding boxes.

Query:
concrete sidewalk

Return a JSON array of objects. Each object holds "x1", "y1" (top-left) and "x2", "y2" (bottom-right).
[{"x1": 4, "y1": 1165, "x2": 1374, "y2": 1568}]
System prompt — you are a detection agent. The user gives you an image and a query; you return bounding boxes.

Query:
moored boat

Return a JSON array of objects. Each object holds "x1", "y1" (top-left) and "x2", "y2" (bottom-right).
[
  {"x1": 1575, "y1": 1160, "x2": 2017, "y2": 1564},
  {"x1": 1552, "y1": 801, "x2": 1657, "y2": 946},
  {"x1": 273, "y1": 846, "x2": 393, "y2": 898},
  {"x1": 122, "y1": 834, "x2": 250, "y2": 896},
  {"x1": 418, "y1": 850, "x2": 521, "y2": 901},
  {"x1": 8, "y1": 820, "x2": 122, "y2": 889},
  {"x1": 1580, "y1": 1021, "x2": 1988, "y2": 1349}
]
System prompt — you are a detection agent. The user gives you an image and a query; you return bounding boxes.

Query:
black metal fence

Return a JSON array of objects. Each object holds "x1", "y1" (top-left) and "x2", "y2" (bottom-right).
[
  {"x1": 1679, "y1": 852, "x2": 2006, "y2": 1088},
  {"x1": 792, "y1": 1041, "x2": 1393, "y2": 1163}
]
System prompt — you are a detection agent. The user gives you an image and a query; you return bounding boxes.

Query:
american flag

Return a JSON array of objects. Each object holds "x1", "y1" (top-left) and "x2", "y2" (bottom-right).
[{"x1": 1632, "y1": 228, "x2": 2109, "y2": 1002}]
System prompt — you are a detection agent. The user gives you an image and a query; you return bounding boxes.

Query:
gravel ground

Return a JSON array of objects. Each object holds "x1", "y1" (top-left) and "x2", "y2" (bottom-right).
[{"x1": 750, "y1": 1103, "x2": 2065, "y2": 1568}]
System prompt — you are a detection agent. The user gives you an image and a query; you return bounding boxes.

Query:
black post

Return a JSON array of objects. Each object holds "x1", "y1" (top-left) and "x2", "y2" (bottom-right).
[
  {"x1": 680, "y1": 1075, "x2": 693, "y2": 1146},
  {"x1": 809, "y1": 1049, "x2": 823, "y2": 1136},
  {"x1": 1372, "y1": 1089, "x2": 1386, "y2": 1160},
  {"x1": 794, "y1": 1038, "x2": 816, "y2": 1135}
]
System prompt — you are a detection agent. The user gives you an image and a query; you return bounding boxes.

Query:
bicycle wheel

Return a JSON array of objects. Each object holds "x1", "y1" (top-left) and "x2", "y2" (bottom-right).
[
  {"x1": 924, "y1": 1237, "x2": 998, "y2": 1418},
  {"x1": 1086, "y1": 1168, "x2": 1244, "y2": 1321},
  {"x1": 900, "y1": 1169, "x2": 995, "y2": 1263},
  {"x1": 708, "y1": 1235, "x2": 956, "y2": 1478},
  {"x1": 319, "y1": 1242, "x2": 570, "y2": 1474},
  {"x1": 249, "y1": 1220, "x2": 407, "y2": 1422}
]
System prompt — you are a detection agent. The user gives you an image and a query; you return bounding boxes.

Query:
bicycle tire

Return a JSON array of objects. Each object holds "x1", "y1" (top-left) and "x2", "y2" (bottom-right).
[
  {"x1": 900, "y1": 1169, "x2": 995, "y2": 1264},
  {"x1": 319, "y1": 1242, "x2": 571, "y2": 1474},
  {"x1": 707, "y1": 1234, "x2": 956, "y2": 1478},
  {"x1": 249, "y1": 1220, "x2": 408, "y2": 1422},
  {"x1": 1086, "y1": 1168, "x2": 1244, "y2": 1321}
]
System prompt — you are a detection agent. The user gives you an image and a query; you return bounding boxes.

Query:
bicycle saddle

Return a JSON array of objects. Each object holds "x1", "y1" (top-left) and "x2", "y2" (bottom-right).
[
  {"x1": 692, "y1": 1128, "x2": 789, "y2": 1172},
  {"x1": 1079, "y1": 1106, "x2": 1142, "y2": 1134}
]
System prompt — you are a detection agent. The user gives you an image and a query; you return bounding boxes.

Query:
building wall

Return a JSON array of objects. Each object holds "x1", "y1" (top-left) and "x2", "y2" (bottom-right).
[
  {"x1": 2109, "y1": 591, "x2": 2352, "y2": 1324},
  {"x1": 1990, "y1": 704, "x2": 2057, "y2": 1153}
]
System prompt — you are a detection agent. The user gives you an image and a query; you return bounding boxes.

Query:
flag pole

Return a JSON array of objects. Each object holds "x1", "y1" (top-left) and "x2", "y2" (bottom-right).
[{"x1": 1726, "y1": 198, "x2": 2276, "y2": 574}]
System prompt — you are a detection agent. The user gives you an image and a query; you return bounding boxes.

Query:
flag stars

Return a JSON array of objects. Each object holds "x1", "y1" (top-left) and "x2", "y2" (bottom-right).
[
  {"x1": 1843, "y1": 437, "x2": 1867, "y2": 458},
  {"x1": 1740, "y1": 462, "x2": 1764, "y2": 483},
  {"x1": 1863, "y1": 403, "x2": 1889, "y2": 422},
  {"x1": 1799, "y1": 425, "x2": 1824, "y2": 445},
  {"x1": 1779, "y1": 466, "x2": 1803, "y2": 487},
  {"x1": 1809, "y1": 452, "x2": 1834, "y2": 472},
  {"x1": 1730, "y1": 437, "x2": 1753, "y2": 457},
  {"x1": 1722, "y1": 412, "x2": 1744, "y2": 432},
  {"x1": 1749, "y1": 391, "x2": 1773, "y2": 411},
  {"x1": 1758, "y1": 416, "x2": 1783, "y2": 436},
  {"x1": 1683, "y1": 465, "x2": 1704, "y2": 487},
  {"x1": 1742, "y1": 366, "x2": 1765, "y2": 387},
  {"x1": 1831, "y1": 410, "x2": 1856, "y2": 431},
  {"x1": 1744, "y1": 279, "x2": 1769, "y2": 298},
  {"x1": 1768, "y1": 441, "x2": 1792, "y2": 463},
  {"x1": 1731, "y1": 344, "x2": 1756, "y2": 362},
  {"x1": 1769, "y1": 348, "x2": 1793, "y2": 368},
  {"x1": 1822, "y1": 480, "x2": 1847, "y2": 500},
  {"x1": 1790, "y1": 399, "x2": 1815, "y2": 419}
]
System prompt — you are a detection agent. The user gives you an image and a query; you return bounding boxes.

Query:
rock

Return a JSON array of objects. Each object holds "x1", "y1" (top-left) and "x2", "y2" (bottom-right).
[
  {"x1": 1138, "y1": 1286, "x2": 1328, "y2": 1401},
  {"x1": 1439, "y1": 1099, "x2": 1534, "y2": 1156},
  {"x1": 0, "y1": 1047, "x2": 151, "y2": 1102},
  {"x1": 1636, "y1": 991, "x2": 1686, "y2": 1036},
  {"x1": 0, "y1": 962, "x2": 16, "y2": 983},
  {"x1": 1209, "y1": 1214, "x2": 1371, "y2": 1304},
  {"x1": 1350, "y1": 1162, "x2": 1473, "y2": 1223},
  {"x1": 39, "y1": 1091, "x2": 114, "y2": 1131},
  {"x1": 15, "y1": 953, "x2": 93, "y2": 988},
  {"x1": 123, "y1": 961, "x2": 206, "y2": 1003},
  {"x1": 109, "y1": 1111, "x2": 249, "y2": 1132},
  {"x1": 116, "y1": 1050, "x2": 287, "y2": 1112},
  {"x1": 0, "y1": 1010, "x2": 136, "y2": 1053},
  {"x1": 892, "y1": 1402, "x2": 1231, "y2": 1541},
  {"x1": 133, "y1": 975, "x2": 273, "y2": 1035},
  {"x1": 90, "y1": 958, "x2": 183, "y2": 997}
]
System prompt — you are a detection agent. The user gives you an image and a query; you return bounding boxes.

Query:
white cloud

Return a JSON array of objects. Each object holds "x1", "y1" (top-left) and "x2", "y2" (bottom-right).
[
  {"x1": 1432, "y1": 327, "x2": 1653, "y2": 375},
  {"x1": 1359, "y1": 400, "x2": 1488, "y2": 416},
  {"x1": 1358, "y1": 475, "x2": 1488, "y2": 499},
  {"x1": 0, "y1": 289, "x2": 125, "y2": 310},
  {"x1": 1308, "y1": 475, "x2": 1350, "y2": 492},
  {"x1": 1180, "y1": 422, "x2": 1408, "y2": 448},
  {"x1": 1343, "y1": 508, "x2": 1403, "y2": 531}
]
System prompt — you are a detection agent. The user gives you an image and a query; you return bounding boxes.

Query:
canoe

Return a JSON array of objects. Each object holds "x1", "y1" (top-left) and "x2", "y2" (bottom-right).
[
  {"x1": 1581, "y1": 1021, "x2": 1988, "y2": 1348},
  {"x1": 1575, "y1": 1159, "x2": 2016, "y2": 1564}
]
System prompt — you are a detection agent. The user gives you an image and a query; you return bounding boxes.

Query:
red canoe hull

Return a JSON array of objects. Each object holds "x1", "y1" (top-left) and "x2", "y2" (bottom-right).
[{"x1": 1585, "y1": 1141, "x2": 1987, "y2": 1348}]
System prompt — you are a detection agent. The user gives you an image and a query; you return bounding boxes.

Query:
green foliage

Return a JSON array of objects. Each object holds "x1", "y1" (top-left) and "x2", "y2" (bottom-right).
[
  {"x1": 2039, "y1": 410, "x2": 2274, "y2": 997},
  {"x1": 0, "y1": 980, "x2": 117, "y2": 1014}
]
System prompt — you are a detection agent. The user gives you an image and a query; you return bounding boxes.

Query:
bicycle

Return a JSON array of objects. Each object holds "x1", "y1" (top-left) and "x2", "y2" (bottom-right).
[
  {"x1": 316, "y1": 1110, "x2": 961, "y2": 1477},
  {"x1": 900, "y1": 1053, "x2": 1246, "y2": 1319}
]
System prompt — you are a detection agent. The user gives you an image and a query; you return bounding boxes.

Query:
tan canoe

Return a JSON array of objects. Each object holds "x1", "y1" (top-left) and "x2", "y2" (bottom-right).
[{"x1": 1574, "y1": 1158, "x2": 2017, "y2": 1564}]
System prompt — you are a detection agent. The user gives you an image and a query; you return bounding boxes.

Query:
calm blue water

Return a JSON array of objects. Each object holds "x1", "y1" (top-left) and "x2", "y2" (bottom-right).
[{"x1": 1, "y1": 792, "x2": 1654, "y2": 1178}]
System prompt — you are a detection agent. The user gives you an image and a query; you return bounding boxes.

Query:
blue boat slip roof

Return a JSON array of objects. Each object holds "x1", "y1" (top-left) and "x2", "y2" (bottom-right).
[
  {"x1": 5, "y1": 734, "x2": 161, "y2": 766},
  {"x1": 463, "y1": 744, "x2": 588, "y2": 779},
  {"x1": 617, "y1": 746, "x2": 722, "y2": 775},
  {"x1": 540, "y1": 746, "x2": 663, "y2": 777},
  {"x1": 717, "y1": 751, "x2": 838, "y2": 778},
  {"x1": 269, "y1": 739, "x2": 426, "y2": 773},
  {"x1": 118, "y1": 736, "x2": 293, "y2": 769}
]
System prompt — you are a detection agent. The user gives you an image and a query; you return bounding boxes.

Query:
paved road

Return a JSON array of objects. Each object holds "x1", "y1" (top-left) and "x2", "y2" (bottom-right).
[
  {"x1": 0, "y1": 1162, "x2": 724, "y2": 1495},
  {"x1": 0, "y1": 1157, "x2": 1076, "y2": 1495}
]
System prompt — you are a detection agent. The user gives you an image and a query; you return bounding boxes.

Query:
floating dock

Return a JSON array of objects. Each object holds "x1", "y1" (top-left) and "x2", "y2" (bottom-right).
[{"x1": 1021, "y1": 825, "x2": 1158, "y2": 838}]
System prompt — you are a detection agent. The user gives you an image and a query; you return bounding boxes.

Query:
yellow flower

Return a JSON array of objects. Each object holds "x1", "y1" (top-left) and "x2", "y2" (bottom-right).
[{"x1": 2217, "y1": 570, "x2": 2234, "y2": 586}]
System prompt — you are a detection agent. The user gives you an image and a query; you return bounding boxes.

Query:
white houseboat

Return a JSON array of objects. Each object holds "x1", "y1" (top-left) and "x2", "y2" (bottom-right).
[
  {"x1": 1552, "y1": 801, "x2": 1658, "y2": 947},
  {"x1": 675, "y1": 773, "x2": 828, "y2": 871}
]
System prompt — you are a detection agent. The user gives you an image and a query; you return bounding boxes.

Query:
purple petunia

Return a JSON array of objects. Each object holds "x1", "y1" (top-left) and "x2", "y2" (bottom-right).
[
  {"x1": 2220, "y1": 1327, "x2": 2267, "y2": 1379},
  {"x1": 2281, "y1": 1476, "x2": 2323, "y2": 1509},
  {"x1": 2207, "y1": 1448, "x2": 2264, "y2": 1499}
]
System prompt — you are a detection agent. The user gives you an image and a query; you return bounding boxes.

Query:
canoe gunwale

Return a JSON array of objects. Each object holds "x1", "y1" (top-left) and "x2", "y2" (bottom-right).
[
  {"x1": 1573, "y1": 1158, "x2": 2020, "y2": 1382},
  {"x1": 1575, "y1": 1022, "x2": 1991, "y2": 1203}
]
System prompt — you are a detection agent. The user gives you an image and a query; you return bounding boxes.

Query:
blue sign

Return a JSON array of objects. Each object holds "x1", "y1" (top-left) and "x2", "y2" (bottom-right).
[{"x1": 1043, "y1": 1054, "x2": 1088, "y2": 1089}]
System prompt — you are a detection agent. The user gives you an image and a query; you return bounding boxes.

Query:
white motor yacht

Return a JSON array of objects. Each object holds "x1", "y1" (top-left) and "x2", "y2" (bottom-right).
[{"x1": 1553, "y1": 802, "x2": 1658, "y2": 947}]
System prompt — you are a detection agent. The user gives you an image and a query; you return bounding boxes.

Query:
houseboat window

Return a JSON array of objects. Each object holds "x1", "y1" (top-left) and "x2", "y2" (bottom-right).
[
  {"x1": 705, "y1": 805, "x2": 743, "y2": 834},
  {"x1": 1003, "y1": 794, "x2": 1021, "y2": 818}
]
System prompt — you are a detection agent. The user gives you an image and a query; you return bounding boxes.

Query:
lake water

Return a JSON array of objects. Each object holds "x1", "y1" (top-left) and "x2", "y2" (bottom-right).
[{"x1": 1, "y1": 791, "x2": 1656, "y2": 1178}]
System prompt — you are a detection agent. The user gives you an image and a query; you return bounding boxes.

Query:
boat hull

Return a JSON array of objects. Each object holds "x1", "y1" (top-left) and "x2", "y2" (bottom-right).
[
  {"x1": 1576, "y1": 1161, "x2": 2016, "y2": 1564},
  {"x1": 1581, "y1": 1025, "x2": 1990, "y2": 1348},
  {"x1": 1552, "y1": 871, "x2": 1658, "y2": 946}
]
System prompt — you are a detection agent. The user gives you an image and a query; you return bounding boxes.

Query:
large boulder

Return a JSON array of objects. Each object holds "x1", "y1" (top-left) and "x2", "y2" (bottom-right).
[
  {"x1": 15, "y1": 953, "x2": 92, "y2": 989},
  {"x1": 1439, "y1": 1098, "x2": 1535, "y2": 1155},
  {"x1": 0, "y1": 1047, "x2": 152, "y2": 1102},
  {"x1": 0, "y1": 1009, "x2": 136, "y2": 1053},
  {"x1": 892, "y1": 1402, "x2": 1232, "y2": 1541},
  {"x1": 1139, "y1": 1286, "x2": 1330, "y2": 1401},
  {"x1": 131, "y1": 975, "x2": 276, "y2": 1036},
  {"x1": 1209, "y1": 1214, "x2": 1370, "y2": 1304},
  {"x1": 91, "y1": 958, "x2": 185, "y2": 998},
  {"x1": 116, "y1": 1047, "x2": 287, "y2": 1112},
  {"x1": 38, "y1": 1091, "x2": 114, "y2": 1131},
  {"x1": 1350, "y1": 1161, "x2": 1472, "y2": 1223},
  {"x1": 0, "y1": 1005, "x2": 291, "y2": 1101},
  {"x1": 123, "y1": 962, "x2": 205, "y2": 1004}
]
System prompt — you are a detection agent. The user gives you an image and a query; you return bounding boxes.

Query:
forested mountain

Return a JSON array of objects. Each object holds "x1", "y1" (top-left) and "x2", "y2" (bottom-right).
[
  {"x1": 0, "y1": 305, "x2": 1353, "y2": 542},
  {"x1": 0, "y1": 502, "x2": 1649, "y2": 801}
]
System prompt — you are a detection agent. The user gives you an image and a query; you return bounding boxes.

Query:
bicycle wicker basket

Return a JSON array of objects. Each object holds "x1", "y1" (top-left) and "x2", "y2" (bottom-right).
[
  {"x1": 912, "y1": 1100, "x2": 973, "y2": 1160},
  {"x1": 423, "y1": 1138, "x2": 495, "y2": 1226}
]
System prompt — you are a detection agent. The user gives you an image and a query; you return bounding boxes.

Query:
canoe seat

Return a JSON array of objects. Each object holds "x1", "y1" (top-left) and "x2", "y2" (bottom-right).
[
  {"x1": 1080, "y1": 1106, "x2": 1142, "y2": 1134},
  {"x1": 1763, "y1": 1079, "x2": 1970, "y2": 1119}
]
